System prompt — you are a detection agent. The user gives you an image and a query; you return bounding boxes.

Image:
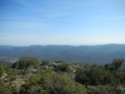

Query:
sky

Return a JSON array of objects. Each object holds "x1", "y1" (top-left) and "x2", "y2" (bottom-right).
[{"x1": 0, "y1": 0, "x2": 125, "y2": 46}]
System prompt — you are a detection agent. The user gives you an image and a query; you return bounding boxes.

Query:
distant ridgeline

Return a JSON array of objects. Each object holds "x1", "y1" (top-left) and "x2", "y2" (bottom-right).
[{"x1": 0, "y1": 44, "x2": 125, "y2": 64}]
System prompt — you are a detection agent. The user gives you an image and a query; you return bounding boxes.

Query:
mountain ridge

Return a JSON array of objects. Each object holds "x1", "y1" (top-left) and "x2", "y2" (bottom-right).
[{"x1": 0, "y1": 44, "x2": 125, "y2": 64}]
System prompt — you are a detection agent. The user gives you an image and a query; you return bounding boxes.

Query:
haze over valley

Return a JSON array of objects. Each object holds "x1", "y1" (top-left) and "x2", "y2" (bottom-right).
[{"x1": 0, "y1": 44, "x2": 125, "y2": 64}]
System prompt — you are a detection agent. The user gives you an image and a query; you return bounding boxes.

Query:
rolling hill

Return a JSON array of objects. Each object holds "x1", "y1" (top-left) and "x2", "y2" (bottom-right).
[{"x1": 0, "y1": 44, "x2": 125, "y2": 64}]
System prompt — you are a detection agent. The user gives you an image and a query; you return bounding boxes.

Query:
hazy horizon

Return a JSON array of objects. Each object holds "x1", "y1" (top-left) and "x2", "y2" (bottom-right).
[
  {"x1": 0, "y1": 43, "x2": 125, "y2": 47},
  {"x1": 0, "y1": 0, "x2": 125, "y2": 46}
]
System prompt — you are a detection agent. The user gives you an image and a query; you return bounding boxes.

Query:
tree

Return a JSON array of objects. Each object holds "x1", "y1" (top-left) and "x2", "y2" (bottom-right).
[
  {"x1": 41, "y1": 70, "x2": 87, "y2": 94},
  {"x1": 104, "y1": 59, "x2": 125, "y2": 71},
  {"x1": 111, "y1": 59, "x2": 124, "y2": 70},
  {"x1": 0, "y1": 64, "x2": 4, "y2": 77},
  {"x1": 58, "y1": 63, "x2": 72, "y2": 72},
  {"x1": 41, "y1": 60, "x2": 49, "y2": 66},
  {"x1": 12, "y1": 56, "x2": 40, "y2": 69},
  {"x1": 75, "y1": 64, "x2": 117, "y2": 85},
  {"x1": 0, "y1": 86, "x2": 12, "y2": 94},
  {"x1": 20, "y1": 69, "x2": 87, "y2": 94}
]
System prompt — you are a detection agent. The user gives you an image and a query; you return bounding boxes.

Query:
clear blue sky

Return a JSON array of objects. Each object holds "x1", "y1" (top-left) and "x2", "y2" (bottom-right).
[{"x1": 0, "y1": 0, "x2": 125, "y2": 46}]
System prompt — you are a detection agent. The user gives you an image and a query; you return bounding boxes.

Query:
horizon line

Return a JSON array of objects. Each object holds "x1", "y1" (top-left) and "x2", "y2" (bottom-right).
[{"x1": 0, "y1": 43, "x2": 125, "y2": 47}]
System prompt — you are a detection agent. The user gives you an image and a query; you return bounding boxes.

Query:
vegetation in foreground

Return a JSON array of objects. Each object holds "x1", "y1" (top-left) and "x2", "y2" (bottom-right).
[{"x1": 0, "y1": 56, "x2": 125, "y2": 94}]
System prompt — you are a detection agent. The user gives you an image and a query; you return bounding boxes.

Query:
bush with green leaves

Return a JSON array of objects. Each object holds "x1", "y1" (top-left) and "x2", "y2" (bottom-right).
[
  {"x1": 0, "y1": 86, "x2": 12, "y2": 94},
  {"x1": 57, "y1": 63, "x2": 72, "y2": 72},
  {"x1": 41, "y1": 60, "x2": 49, "y2": 66},
  {"x1": 0, "y1": 64, "x2": 4, "y2": 77},
  {"x1": 104, "y1": 59, "x2": 125, "y2": 71},
  {"x1": 12, "y1": 56, "x2": 40, "y2": 69},
  {"x1": 20, "y1": 69, "x2": 87, "y2": 94},
  {"x1": 75, "y1": 64, "x2": 118, "y2": 85},
  {"x1": 88, "y1": 85, "x2": 125, "y2": 94}
]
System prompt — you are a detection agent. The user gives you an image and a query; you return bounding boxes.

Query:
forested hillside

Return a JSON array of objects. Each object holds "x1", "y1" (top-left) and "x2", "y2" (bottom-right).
[
  {"x1": 0, "y1": 56, "x2": 125, "y2": 94},
  {"x1": 0, "y1": 44, "x2": 125, "y2": 64}
]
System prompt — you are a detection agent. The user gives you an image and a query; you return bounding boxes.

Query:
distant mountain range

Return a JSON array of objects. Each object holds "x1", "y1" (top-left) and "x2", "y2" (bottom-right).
[{"x1": 0, "y1": 44, "x2": 125, "y2": 64}]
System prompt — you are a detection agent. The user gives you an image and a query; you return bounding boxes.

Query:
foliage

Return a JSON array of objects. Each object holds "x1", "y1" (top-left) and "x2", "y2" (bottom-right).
[
  {"x1": 0, "y1": 64, "x2": 4, "y2": 76},
  {"x1": 88, "y1": 85, "x2": 125, "y2": 94},
  {"x1": 0, "y1": 57, "x2": 125, "y2": 94},
  {"x1": 57, "y1": 63, "x2": 72, "y2": 72},
  {"x1": 41, "y1": 60, "x2": 49, "y2": 65},
  {"x1": 0, "y1": 86, "x2": 12, "y2": 94},
  {"x1": 20, "y1": 69, "x2": 87, "y2": 94},
  {"x1": 104, "y1": 59, "x2": 124, "y2": 71},
  {"x1": 75, "y1": 59, "x2": 125, "y2": 86},
  {"x1": 12, "y1": 56, "x2": 40, "y2": 69}
]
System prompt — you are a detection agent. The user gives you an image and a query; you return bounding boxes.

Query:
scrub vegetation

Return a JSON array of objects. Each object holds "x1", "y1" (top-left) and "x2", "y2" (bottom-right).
[{"x1": 0, "y1": 57, "x2": 125, "y2": 94}]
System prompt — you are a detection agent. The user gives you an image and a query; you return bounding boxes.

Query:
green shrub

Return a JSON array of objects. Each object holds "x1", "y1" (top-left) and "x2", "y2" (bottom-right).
[
  {"x1": 20, "y1": 70, "x2": 87, "y2": 94},
  {"x1": 0, "y1": 86, "x2": 12, "y2": 94},
  {"x1": 58, "y1": 63, "x2": 72, "y2": 72},
  {"x1": 12, "y1": 56, "x2": 40, "y2": 69}
]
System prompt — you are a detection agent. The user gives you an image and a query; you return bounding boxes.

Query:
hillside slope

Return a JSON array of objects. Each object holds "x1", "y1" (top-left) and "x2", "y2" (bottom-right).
[{"x1": 0, "y1": 44, "x2": 125, "y2": 64}]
